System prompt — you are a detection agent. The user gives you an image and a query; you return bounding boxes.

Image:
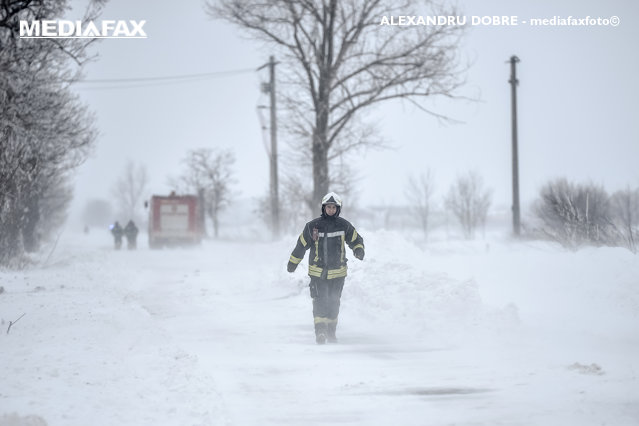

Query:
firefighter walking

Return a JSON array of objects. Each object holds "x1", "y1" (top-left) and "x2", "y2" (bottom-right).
[
  {"x1": 124, "y1": 220, "x2": 139, "y2": 250},
  {"x1": 111, "y1": 221, "x2": 124, "y2": 250},
  {"x1": 287, "y1": 192, "x2": 365, "y2": 344}
]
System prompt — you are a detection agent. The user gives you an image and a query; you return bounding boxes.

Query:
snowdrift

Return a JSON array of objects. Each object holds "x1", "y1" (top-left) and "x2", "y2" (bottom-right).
[{"x1": 1, "y1": 229, "x2": 637, "y2": 425}]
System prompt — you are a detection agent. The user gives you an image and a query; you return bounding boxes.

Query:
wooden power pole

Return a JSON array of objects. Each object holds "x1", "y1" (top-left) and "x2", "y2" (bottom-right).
[
  {"x1": 268, "y1": 56, "x2": 280, "y2": 236},
  {"x1": 259, "y1": 56, "x2": 280, "y2": 236},
  {"x1": 509, "y1": 55, "x2": 521, "y2": 237}
]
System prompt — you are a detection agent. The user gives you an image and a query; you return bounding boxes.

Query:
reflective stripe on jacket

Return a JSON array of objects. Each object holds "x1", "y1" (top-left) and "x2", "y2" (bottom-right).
[{"x1": 288, "y1": 216, "x2": 364, "y2": 279}]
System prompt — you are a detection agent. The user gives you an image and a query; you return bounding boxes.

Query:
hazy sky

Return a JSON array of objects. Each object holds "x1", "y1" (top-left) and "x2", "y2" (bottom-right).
[{"x1": 67, "y1": 0, "x2": 639, "y2": 219}]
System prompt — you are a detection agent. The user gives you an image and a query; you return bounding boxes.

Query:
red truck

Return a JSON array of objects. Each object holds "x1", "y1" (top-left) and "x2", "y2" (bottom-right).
[{"x1": 147, "y1": 193, "x2": 203, "y2": 248}]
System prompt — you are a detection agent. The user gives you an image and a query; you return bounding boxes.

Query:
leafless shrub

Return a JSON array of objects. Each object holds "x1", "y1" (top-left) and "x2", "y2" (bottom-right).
[
  {"x1": 444, "y1": 171, "x2": 492, "y2": 239},
  {"x1": 405, "y1": 170, "x2": 435, "y2": 239},
  {"x1": 533, "y1": 179, "x2": 618, "y2": 248},
  {"x1": 609, "y1": 187, "x2": 639, "y2": 252}
]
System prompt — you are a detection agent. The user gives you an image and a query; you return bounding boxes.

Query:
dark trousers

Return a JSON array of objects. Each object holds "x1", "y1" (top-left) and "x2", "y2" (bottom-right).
[{"x1": 310, "y1": 277, "x2": 345, "y2": 321}]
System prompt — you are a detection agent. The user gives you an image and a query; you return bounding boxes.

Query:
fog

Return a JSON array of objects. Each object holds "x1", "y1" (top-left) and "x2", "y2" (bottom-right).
[
  {"x1": 3, "y1": 2, "x2": 639, "y2": 422},
  {"x1": 66, "y1": 0, "x2": 639, "y2": 229}
]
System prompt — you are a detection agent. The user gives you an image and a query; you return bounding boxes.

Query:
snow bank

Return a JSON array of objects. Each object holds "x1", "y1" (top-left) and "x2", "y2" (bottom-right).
[
  {"x1": 344, "y1": 230, "x2": 487, "y2": 343},
  {"x1": 1, "y1": 229, "x2": 637, "y2": 425}
]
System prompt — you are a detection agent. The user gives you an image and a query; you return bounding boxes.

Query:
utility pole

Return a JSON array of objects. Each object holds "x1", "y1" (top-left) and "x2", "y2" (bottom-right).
[
  {"x1": 259, "y1": 56, "x2": 280, "y2": 236},
  {"x1": 509, "y1": 55, "x2": 521, "y2": 236},
  {"x1": 269, "y1": 56, "x2": 280, "y2": 237}
]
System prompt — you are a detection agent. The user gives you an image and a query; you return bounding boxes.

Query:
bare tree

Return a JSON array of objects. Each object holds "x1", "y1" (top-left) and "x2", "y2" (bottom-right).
[
  {"x1": 208, "y1": 0, "x2": 465, "y2": 203},
  {"x1": 172, "y1": 148, "x2": 236, "y2": 238},
  {"x1": 277, "y1": 144, "x2": 361, "y2": 226},
  {"x1": 444, "y1": 171, "x2": 492, "y2": 239},
  {"x1": 405, "y1": 170, "x2": 435, "y2": 239},
  {"x1": 0, "y1": 0, "x2": 101, "y2": 264},
  {"x1": 35, "y1": 175, "x2": 73, "y2": 243},
  {"x1": 111, "y1": 161, "x2": 148, "y2": 224}
]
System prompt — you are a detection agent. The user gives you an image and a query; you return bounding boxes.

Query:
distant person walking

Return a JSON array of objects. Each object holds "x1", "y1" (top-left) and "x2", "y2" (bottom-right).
[
  {"x1": 287, "y1": 192, "x2": 365, "y2": 344},
  {"x1": 124, "y1": 220, "x2": 139, "y2": 250},
  {"x1": 111, "y1": 221, "x2": 123, "y2": 250}
]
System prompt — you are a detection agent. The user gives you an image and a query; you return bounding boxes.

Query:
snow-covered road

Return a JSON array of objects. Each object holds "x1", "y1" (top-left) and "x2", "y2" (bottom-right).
[{"x1": 1, "y1": 230, "x2": 638, "y2": 425}]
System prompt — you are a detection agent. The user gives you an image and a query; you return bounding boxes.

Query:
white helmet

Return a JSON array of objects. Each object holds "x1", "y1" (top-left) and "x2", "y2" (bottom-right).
[{"x1": 321, "y1": 192, "x2": 342, "y2": 207}]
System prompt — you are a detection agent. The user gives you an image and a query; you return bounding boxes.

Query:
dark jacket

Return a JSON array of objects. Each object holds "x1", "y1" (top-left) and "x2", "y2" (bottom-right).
[
  {"x1": 124, "y1": 221, "x2": 139, "y2": 238},
  {"x1": 111, "y1": 223, "x2": 123, "y2": 238},
  {"x1": 288, "y1": 215, "x2": 364, "y2": 279}
]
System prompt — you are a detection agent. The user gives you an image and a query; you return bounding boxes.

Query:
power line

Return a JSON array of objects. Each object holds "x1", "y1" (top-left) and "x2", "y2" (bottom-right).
[
  {"x1": 73, "y1": 66, "x2": 257, "y2": 84},
  {"x1": 74, "y1": 75, "x2": 229, "y2": 91}
]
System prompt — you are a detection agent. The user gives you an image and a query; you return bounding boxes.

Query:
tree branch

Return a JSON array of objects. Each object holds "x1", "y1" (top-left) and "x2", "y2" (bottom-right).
[{"x1": 7, "y1": 313, "x2": 26, "y2": 334}]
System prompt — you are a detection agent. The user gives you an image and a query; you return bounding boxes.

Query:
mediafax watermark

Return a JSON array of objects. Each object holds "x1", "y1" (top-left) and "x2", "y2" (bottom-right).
[{"x1": 19, "y1": 20, "x2": 147, "y2": 39}]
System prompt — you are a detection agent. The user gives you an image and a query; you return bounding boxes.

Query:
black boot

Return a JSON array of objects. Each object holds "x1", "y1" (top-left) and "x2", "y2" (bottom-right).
[
  {"x1": 314, "y1": 322, "x2": 327, "y2": 345},
  {"x1": 327, "y1": 322, "x2": 338, "y2": 343}
]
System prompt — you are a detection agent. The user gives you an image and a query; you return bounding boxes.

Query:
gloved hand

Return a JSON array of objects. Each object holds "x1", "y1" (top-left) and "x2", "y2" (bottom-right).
[
  {"x1": 287, "y1": 261, "x2": 297, "y2": 273},
  {"x1": 354, "y1": 247, "x2": 365, "y2": 260}
]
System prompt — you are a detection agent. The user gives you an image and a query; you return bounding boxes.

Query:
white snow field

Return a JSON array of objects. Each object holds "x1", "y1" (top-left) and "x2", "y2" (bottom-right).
[{"x1": 1, "y1": 229, "x2": 638, "y2": 426}]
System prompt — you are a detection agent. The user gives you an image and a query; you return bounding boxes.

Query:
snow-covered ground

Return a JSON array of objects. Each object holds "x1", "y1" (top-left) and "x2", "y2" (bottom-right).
[{"x1": 1, "y1": 228, "x2": 638, "y2": 426}]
